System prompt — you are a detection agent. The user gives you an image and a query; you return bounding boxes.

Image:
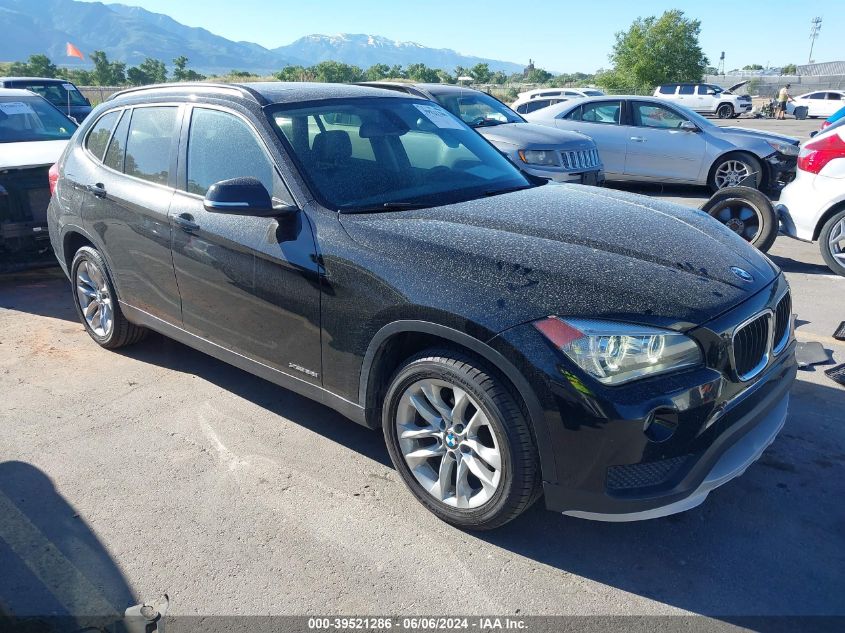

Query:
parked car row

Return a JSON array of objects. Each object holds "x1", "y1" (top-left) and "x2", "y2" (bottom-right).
[
  {"x1": 0, "y1": 76, "x2": 92, "y2": 122},
  {"x1": 47, "y1": 81, "x2": 797, "y2": 529}
]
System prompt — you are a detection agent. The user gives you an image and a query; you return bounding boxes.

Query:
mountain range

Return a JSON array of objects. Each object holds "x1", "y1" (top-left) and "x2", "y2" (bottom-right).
[{"x1": 0, "y1": 0, "x2": 525, "y2": 75}]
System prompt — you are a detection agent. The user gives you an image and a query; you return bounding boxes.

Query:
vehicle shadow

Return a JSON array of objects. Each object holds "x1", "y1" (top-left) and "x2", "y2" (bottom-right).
[
  {"x1": 0, "y1": 461, "x2": 137, "y2": 627},
  {"x1": 768, "y1": 253, "x2": 832, "y2": 275},
  {"x1": 0, "y1": 268, "x2": 78, "y2": 324},
  {"x1": 117, "y1": 333, "x2": 392, "y2": 468},
  {"x1": 478, "y1": 377, "x2": 845, "y2": 617}
]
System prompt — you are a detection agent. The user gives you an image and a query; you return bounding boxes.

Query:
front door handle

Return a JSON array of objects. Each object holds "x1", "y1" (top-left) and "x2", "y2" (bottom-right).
[
  {"x1": 174, "y1": 213, "x2": 199, "y2": 232},
  {"x1": 86, "y1": 183, "x2": 107, "y2": 198},
  {"x1": 629, "y1": 136, "x2": 646, "y2": 142}
]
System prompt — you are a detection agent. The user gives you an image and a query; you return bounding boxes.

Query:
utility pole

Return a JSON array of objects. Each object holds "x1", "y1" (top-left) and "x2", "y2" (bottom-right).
[
  {"x1": 808, "y1": 16, "x2": 822, "y2": 64},
  {"x1": 717, "y1": 51, "x2": 725, "y2": 76}
]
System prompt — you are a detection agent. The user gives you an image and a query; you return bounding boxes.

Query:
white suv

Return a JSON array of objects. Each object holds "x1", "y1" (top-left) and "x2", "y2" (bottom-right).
[
  {"x1": 653, "y1": 82, "x2": 753, "y2": 119},
  {"x1": 777, "y1": 120, "x2": 845, "y2": 276}
]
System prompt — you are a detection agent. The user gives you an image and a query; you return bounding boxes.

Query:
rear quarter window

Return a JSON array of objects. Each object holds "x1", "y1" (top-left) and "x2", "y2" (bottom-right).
[{"x1": 658, "y1": 85, "x2": 677, "y2": 95}]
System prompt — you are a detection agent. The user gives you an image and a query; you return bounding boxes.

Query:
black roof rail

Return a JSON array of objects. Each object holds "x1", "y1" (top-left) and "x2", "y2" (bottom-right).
[{"x1": 107, "y1": 82, "x2": 268, "y2": 105}]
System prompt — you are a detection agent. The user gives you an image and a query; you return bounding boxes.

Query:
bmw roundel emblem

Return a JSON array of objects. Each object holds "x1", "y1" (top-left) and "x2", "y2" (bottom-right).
[
  {"x1": 730, "y1": 266, "x2": 754, "y2": 283},
  {"x1": 445, "y1": 433, "x2": 458, "y2": 449}
]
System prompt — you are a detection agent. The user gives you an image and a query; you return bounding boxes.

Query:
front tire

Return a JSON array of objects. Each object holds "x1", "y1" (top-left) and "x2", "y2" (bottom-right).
[
  {"x1": 819, "y1": 209, "x2": 845, "y2": 277},
  {"x1": 700, "y1": 186, "x2": 778, "y2": 252},
  {"x1": 709, "y1": 152, "x2": 763, "y2": 192},
  {"x1": 382, "y1": 350, "x2": 540, "y2": 530},
  {"x1": 717, "y1": 103, "x2": 734, "y2": 119},
  {"x1": 70, "y1": 246, "x2": 147, "y2": 348}
]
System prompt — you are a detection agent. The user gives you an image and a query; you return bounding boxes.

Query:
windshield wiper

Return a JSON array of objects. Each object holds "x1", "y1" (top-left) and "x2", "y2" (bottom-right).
[
  {"x1": 343, "y1": 201, "x2": 431, "y2": 213},
  {"x1": 473, "y1": 119, "x2": 508, "y2": 128},
  {"x1": 484, "y1": 184, "x2": 534, "y2": 197}
]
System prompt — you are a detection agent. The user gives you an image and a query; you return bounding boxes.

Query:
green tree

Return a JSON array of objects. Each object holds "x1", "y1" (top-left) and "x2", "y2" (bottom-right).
[
  {"x1": 782, "y1": 63, "x2": 797, "y2": 74},
  {"x1": 490, "y1": 71, "x2": 508, "y2": 85},
  {"x1": 90, "y1": 50, "x2": 126, "y2": 85},
  {"x1": 705, "y1": 66, "x2": 719, "y2": 75},
  {"x1": 405, "y1": 63, "x2": 440, "y2": 83},
  {"x1": 127, "y1": 57, "x2": 167, "y2": 86},
  {"x1": 311, "y1": 61, "x2": 363, "y2": 83},
  {"x1": 388, "y1": 65, "x2": 405, "y2": 79},
  {"x1": 172, "y1": 56, "x2": 205, "y2": 82},
  {"x1": 470, "y1": 63, "x2": 491, "y2": 83},
  {"x1": 607, "y1": 10, "x2": 708, "y2": 93},
  {"x1": 742, "y1": 64, "x2": 763, "y2": 71},
  {"x1": 436, "y1": 69, "x2": 455, "y2": 84},
  {"x1": 365, "y1": 63, "x2": 391, "y2": 81},
  {"x1": 275, "y1": 65, "x2": 312, "y2": 81},
  {"x1": 525, "y1": 68, "x2": 552, "y2": 84},
  {"x1": 454, "y1": 66, "x2": 471, "y2": 80},
  {"x1": 28, "y1": 54, "x2": 59, "y2": 77}
]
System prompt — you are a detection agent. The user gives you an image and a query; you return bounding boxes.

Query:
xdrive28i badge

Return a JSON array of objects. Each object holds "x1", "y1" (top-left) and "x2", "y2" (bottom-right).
[{"x1": 730, "y1": 266, "x2": 754, "y2": 283}]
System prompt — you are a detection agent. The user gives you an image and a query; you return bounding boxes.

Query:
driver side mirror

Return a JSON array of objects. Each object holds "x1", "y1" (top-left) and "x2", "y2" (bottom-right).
[
  {"x1": 679, "y1": 120, "x2": 699, "y2": 132},
  {"x1": 204, "y1": 177, "x2": 297, "y2": 217}
]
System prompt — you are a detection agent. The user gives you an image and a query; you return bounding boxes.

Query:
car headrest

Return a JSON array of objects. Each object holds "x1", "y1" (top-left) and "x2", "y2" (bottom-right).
[{"x1": 312, "y1": 130, "x2": 352, "y2": 166}]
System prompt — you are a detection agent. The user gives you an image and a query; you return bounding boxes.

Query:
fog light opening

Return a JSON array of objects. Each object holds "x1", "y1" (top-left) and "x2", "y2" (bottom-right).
[{"x1": 644, "y1": 409, "x2": 679, "y2": 443}]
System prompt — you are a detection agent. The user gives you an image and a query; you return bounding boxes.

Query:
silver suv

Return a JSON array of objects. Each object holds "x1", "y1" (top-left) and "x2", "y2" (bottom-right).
[{"x1": 653, "y1": 82, "x2": 752, "y2": 119}]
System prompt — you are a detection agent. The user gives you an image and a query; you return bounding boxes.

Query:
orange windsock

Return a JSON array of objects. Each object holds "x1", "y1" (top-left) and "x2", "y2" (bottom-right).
[{"x1": 66, "y1": 42, "x2": 84, "y2": 60}]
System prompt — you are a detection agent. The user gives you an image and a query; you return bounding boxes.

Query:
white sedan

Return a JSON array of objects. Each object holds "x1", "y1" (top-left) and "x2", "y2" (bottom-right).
[
  {"x1": 777, "y1": 120, "x2": 845, "y2": 276},
  {"x1": 787, "y1": 90, "x2": 845, "y2": 118},
  {"x1": 0, "y1": 88, "x2": 76, "y2": 266}
]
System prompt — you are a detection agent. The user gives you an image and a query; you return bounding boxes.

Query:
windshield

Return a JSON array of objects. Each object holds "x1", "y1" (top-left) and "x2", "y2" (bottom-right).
[
  {"x1": 22, "y1": 82, "x2": 89, "y2": 107},
  {"x1": 268, "y1": 97, "x2": 530, "y2": 212},
  {"x1": 0, "y1": 96, "x2": 77, "y2": 143},
  {"x1": 430, "y1": 91, "x2": 523, "y2": 127}
]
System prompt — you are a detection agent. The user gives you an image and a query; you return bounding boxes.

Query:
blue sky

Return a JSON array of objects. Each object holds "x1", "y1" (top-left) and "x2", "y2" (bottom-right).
[{"x1": 84, "y1": 0, "x2": 841, "y2": 72}]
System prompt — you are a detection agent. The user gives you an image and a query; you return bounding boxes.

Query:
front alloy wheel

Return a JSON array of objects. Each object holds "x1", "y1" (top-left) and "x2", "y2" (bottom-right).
[
  {"x1": 710, "y1": 153, "x2": 762, "y2": 192},
  {"x1": 383, "y1": 350, "x2": 540, "y2": 530},
  {"x1": 396, "y1": 378, "x2": 502, "y2": 509}
]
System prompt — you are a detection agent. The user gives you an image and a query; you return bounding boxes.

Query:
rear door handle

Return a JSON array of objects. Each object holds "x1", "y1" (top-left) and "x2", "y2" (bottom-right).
[
  {"x1": 174, "y1": 213, "x2": 199, "y2": 232},
  {"x1": 629, "y1": 136, "x2": 646, "y2": 142},
  {"x1": 86, "y1": 183, "x2": 107, "y2": 198}
]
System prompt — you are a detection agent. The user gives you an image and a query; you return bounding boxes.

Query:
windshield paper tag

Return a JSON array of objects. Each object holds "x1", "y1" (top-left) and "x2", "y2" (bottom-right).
[
  {"x1": 413, "y1": 104, "x2": 464, "y2": 129},
  {"x1": 62, "y1": 83, "x2": 76, "y2": 91},
  {"x1": 0, "y1": 102, "x2": 35, "y2": 116}
]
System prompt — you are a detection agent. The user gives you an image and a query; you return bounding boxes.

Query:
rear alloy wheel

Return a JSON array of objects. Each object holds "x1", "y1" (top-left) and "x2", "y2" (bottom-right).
[
  {"x1": 717, "y1": 103, "x2": 734, "y2": 119},
  {"x1": 709, "y1": 153, "x2": 762, "y2": 192},
  {"x1": 71, "y1": 246, "x2": 147, "y2": 348},
  {"x1": 700, "y1": 186, "x2": 778, "y2": 252},
  {"x1": 382, "y1": 350, "x2": 540, "y2": 530},
  {"x1": 819, "y1": 209, "x2": 845, "y2": 277}
]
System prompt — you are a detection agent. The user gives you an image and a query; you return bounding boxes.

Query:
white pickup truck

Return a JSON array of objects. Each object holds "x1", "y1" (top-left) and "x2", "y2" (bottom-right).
[{"x1": 653, "y1": 81, "x2": 752, "y2": 119}]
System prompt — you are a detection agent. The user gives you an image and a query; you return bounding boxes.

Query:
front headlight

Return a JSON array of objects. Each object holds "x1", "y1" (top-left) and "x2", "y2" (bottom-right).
[
  {"x1": 534, "y1": 317, "x2": 702, "y2": 385},
  {"x1": 518, "y1": 149, "x2": 560, "y2": 166},
  {"x1": 767, "y1": 141, "x2": 800, "y2": 156}
]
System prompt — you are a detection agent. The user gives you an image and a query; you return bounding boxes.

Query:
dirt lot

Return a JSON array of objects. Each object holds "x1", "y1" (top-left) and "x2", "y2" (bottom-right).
[{"x1": 1, "y1": 114, "x2": 844, "y2": 624}]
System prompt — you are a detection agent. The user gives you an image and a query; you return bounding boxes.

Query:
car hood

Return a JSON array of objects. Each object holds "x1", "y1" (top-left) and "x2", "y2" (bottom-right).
[
  {"x1": 725, "y1": 80, "x2": 750, "y2": 94},
  {"x1": 0, "y1": 140, "x2": 67, "y2": 170},
  {"x1": 477, "y1": 122, "x2": 595, "y2": 149},
  {"x1": 711, "y1": 125, "x2": 798, "y2": 146},
  {"x1": 340, "y1": 185, "x2": 778, "y2": 333}
]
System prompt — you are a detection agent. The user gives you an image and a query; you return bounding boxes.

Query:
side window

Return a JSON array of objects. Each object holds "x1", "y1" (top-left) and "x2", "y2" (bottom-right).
[
  {"x1": 85, "y1": 110, "x2": 120, "y2": 161},
  {"x1": 633, "y1": 102, "x2": 686, "y2": 129},
  {"x1": 580, "y1": 101, "x2": 622, "y2": 124},
  {"x1": 525, "y1": 99, "x2": 550, "y2": 113},
  {"x1": 678, "y1": 85, "x2": 695, "y2": 95},
  {"x1": 103, "y1": 110, "x2": 130, "y2": 171},
  {"x1": 123, "y1": 107, "x2": 177, "y2": 185},
  {"x1": 515, "y1": 104, "x2": 528, "y2": 114},
  {"x1": 562, "y1": 105, "x2": 582, "y2": 121},
  {"x1": 809, "y1": 93, "x2": 826, "y2": 100},
  {"x1": 658, "y1": 85, "x2": 676, "y2": 95},
  {"x1": 827, "y1": 93, "x2": 842, "y2": 101},
  {"x1": 187, "y1": 108, "x2": 275, "y2": 196}
]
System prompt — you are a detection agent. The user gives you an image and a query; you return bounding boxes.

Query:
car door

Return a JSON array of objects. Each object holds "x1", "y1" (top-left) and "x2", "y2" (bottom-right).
[
  {"x1": 555, "y1": 100, "x2": 626, "y2": 175},
  {"x1": 804, "y1": 92, "x2": 827, "y2": 117},
  {"x1": 676, "y1": 84, "x2": 696, "y2": 110},
  {"x1": 81, "y1": 104, "x2": 183, "y2": 322},
  {"x1": 169, "y1": 105, "x2": 321, "y2": 382},
  {"x1": 624, "y1": 100, "x2": 708, "y2": 182},
  {"x1": 822, "y1": 93, "x2": 844, "y2": 117},
  {"x1": 695, "y1": 85, "x2": 717, "y2": 112}
]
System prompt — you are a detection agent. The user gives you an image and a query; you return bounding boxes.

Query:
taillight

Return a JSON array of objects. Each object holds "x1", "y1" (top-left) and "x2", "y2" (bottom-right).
[
  {"x1": 797, "y1": 132, "x2": 845, "y2": 175},
  {"x1": 48, "y1": 163, "x2": 60, "y2": 196},
  {"x1": 821, "y1": 120, "x2": 831, "y2": 130}
]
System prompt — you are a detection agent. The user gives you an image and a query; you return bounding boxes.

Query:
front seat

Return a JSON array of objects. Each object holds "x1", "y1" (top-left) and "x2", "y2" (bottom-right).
[{"x1": 312, "y1": 130, "x2": 352, "y2": 170}]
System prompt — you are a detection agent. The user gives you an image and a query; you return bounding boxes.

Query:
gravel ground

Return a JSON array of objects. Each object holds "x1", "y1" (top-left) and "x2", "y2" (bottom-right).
[{"x1": 1, "y1": 114, "x2": 843, "y2": 624}]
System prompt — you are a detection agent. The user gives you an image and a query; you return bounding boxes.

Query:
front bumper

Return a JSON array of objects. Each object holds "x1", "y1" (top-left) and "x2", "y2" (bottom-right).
[
  {"x1": 489, "y1": 275, "x2": 796, "y2": 521},
  {"x1": 521, "y1": 164, "x2": 605, "y2": 185},
  {"x1": 764, "y1": 152, "x2": 797, "y2": 190}
]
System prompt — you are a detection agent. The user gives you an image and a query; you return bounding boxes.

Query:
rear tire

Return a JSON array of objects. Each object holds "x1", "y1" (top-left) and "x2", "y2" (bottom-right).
[
  {"x1": 819, "y1": 209, "x2": 845, "y2": 277},
  {"x1": 700, "y1": 186, "x2": 778, "y2": 252},
  {"x1": 717, "y1": 103, "x2": 734, "y2": 119},
  {"x1": 382, "y1": 349, "x2": 541, "y2": 530},
  {"x1": 70, "y1": 246, "x2": 148, "y2": 349}
]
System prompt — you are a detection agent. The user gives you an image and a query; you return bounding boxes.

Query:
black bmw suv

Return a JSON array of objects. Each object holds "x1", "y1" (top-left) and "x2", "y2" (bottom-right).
[{"x1": 48, "y1": 82, "x2": 796, "y2": 530}]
